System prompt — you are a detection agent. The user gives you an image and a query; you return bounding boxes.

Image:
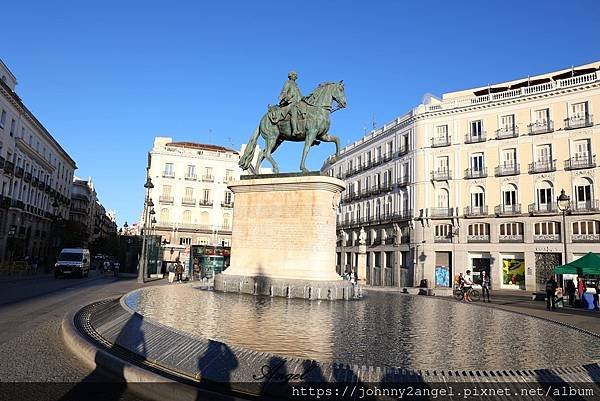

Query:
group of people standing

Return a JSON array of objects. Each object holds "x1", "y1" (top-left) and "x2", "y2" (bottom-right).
[
  {"x1": 455, "y1": 270, "x2": 491, "y2": 302},
  {"x1": 547, "y1": 276, "x2": 599, "y2": 310},
  {"x1": 168, "y1": 258, "x2": 185, "y2": 284}
]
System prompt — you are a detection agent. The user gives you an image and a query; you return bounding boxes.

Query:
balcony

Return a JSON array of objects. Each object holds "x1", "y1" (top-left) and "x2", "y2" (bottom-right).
[
  {"x1": 38, "y1": 182, "x2": 45, "y2": 191},
  {"x1": 499, "y1": 234, "x2": 524, "y2": 243},
  {"x1": 380, "y1": 183, "x2": 393, "y2": 193},
  {"x1": 495, "y1": 163, "x2": 520, "y2": 177},
  {"x1": 397, "y1": 176, "x2": 409, "y2": 187},
  {"x1": 372, "y1": 158, "x2": 383, "y2": 167},
  {"x1": 564, "y1": 155, "x2": 596, "y2": 171},
  {"x1": 464, "y1": 132, "x2": 486, "y2": 144},
  {"x1": 31, "y1": 177, "x2": 39, "y2": 187},
  {"x1": 181, "y1": 197, "x2": 196, "y2": 206},
  {"x1": 221, "y1": 202, "x2": 234, "y2": 208},
  {"x1": 11, "y1": 199, "x2": 25, "y2": 210},
  {"x1": 431, "y1": 169, "x2": 451, "y2": 181},
  {"x1": 382, "y1": 152, "x2": 394, "y2": 162},
  {"x1": 534, "y1": 234, "x2": 561, "y2": 243},
  {"x1": 528, "y1": 203, "x2": 557, "y2": 215},
  {"x1": 162, "y1": 171, "x2": 175, "y2": 178},
  {"x1": 434, "y1": 235, "x2": 452, "y2": 243},
  {"x1": 398, "y1": 145, "x2": 409, "y2": 156},
  {"x1": 464, "y1": 206, "x2": 488, "y2": 217},
  {"x1": 495, "y1": 126, "x2": 519, "y2": 140},
  {"x1": 159, "y1": 196, "x2": 174, "y2": 204},
  {"x1": 528, "y1": 160, "x2": 556, "y2": 174},
  {"x1": 572, "y1": 234, "x2": 600, "y2": 243},
  {"x1": 15, "y1": 167, "x2": 24, "y2": 178},
  {"x1": 494, "y1": 204, "x2": 521, "y2": 216},
  {"x1": 464, "y1": 167, "x2": 487, "y2": 179},
  {"x1": 431, "y1": 136, "x2": 451, "y2": 148},
  {"x1": 429, "y1": 207, "x2": 455, "y2": 218},
  {"x1": 571, "y1": 200, "x2": 600, "y2": 214},
  {"x1": 370, "y1": 185, "x2": 382, "y2": 195},
  {"x1": 467, "y1": 234, "x2": 490, "y2": 243},
  {"x1": 199, "y1": 199, "x2": 213, "y2": 206},
  {"x1": 4, "y1": 161, "x2": 14, "y2": 174},
  {"x1": 24, "y1": 172, "x2": 32, "y2": 182},
  {"x1": 202, "y1": 175, "x2": 214, "y2": 182},
  {"x1": 528, "y1": 120, "x2": 553, "y2": 135},
  {"x1": 564, "y1": 114, "x2": 593, "y2": 130},
  {"x1": 71, "y1": 207, "x2": 87, "y2": 215},
  {"x1": 184, "y1": 174, "x2": 197, "y2": 181}
]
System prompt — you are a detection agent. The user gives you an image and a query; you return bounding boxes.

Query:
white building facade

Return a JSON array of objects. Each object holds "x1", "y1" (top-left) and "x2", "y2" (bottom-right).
[
  {"x1": 0, "y1": 59, "x2": 76, "y2": 262},
  {"x1": 147, "y1": 137, "x2": 244, "y2": 249},
  {"x1": 324, "y1": 61, "x2": 600, "y2": 292}
]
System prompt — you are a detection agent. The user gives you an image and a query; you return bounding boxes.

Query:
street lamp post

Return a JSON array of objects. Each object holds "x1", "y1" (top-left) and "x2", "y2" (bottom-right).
[
  {"x1": 557, "y1": 189, "x2": 571, "y2": 266},
  {"x1": 138, "y1": 174, "x2": 154, "y2": 283}
]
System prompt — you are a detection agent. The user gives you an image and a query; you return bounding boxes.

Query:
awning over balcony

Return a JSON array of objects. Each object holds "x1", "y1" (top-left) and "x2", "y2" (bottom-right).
[
  {"x1": 551, "y1": 67, "x2": 598, "y2": 81},
  {"x1": 554, "y1": 252, "x2": 600, "y2": 275},
  {"x1": 473, "y1": 86, "x2": 509, "y2": 96},
  {"x1": 509, "y1": 78, "x2": 551, "y2": 89}
]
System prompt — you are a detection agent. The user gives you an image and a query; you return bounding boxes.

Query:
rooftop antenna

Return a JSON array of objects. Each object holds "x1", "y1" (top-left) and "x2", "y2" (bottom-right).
[{"x1": 372, "y1": 113, "x2": 376, "y2": 130}]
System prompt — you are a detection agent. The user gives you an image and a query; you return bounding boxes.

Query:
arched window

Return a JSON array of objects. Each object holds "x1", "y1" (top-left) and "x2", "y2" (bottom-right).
[
  {"x1": 573, "y1": 177, "x2": 594, "y2": 211},
  {"x1": 200, "y1": 211, "x2": 210, "y2": 225},
  {"x1": 223, "y1": 213, "x2": 231, "y2": 229},
  {"x1": 501, "y1": 183, "x2": 518, "y2": 213},
  {"x1": 534, "y1": 180, "x2": 553, "y2": 212},
  {"x1": 533, "y1": 221, "x2": 561, "y2": 242},
  {"x1": 572, "y1": 220, "x2": 600, "y2": 242},
  {"x1": 385, "y1": 196, "x2": 392, "y2": 217},
  {"x1": 182, "y1": 210, "x2": 192, "y2": 224},
  {"x1": 467, "y1": 223, "x2": 490, "y2": 242},
  {"x1": 366, "y1": 201, "x2": 371, "y2": 219},
  {"x1": 434, "y1": 224, "x2": 453, "y2": 242},
  {"x1": 159, "y1": 208, "x2": 169, "y2": 223},
  {"x1": 437, "y1": 188, "x2": 449, "y2": 209},
  {"x1": 499, "y1": 222, "x2": 523, "y2": 242},
  {"x1": 375, "y1": 199, "x2": 381, "y2": 218}
]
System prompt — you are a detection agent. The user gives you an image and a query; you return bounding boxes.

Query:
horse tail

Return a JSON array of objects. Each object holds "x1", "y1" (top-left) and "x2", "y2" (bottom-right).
[{"x1": 239, "y1": 126, "x2": 260, "y2": 170}]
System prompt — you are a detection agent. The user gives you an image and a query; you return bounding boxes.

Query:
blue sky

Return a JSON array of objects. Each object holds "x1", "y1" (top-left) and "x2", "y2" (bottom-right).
[{"x1": 2, "y1": 0, "x2": 600, "y2": 225}]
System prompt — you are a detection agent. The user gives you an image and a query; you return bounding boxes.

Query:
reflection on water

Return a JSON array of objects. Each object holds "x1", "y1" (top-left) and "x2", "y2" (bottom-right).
[{"x1": 126, "y1": 285, "x2": 600, "y2": 370}]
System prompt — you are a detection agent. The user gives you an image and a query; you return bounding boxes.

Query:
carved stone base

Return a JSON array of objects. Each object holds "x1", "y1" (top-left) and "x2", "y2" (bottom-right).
[{"x1": 214, "y1": 274, "x2": 356, "y2": 300}]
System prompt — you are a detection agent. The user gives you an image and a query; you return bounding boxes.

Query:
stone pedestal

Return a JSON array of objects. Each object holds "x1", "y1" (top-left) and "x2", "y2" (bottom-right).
[
  {"x1": 357, "y1": 244, "x2": 367, "y2": 284},
  {"x1": 214, "y1": 173, "x2": 355, "y2": 300}
]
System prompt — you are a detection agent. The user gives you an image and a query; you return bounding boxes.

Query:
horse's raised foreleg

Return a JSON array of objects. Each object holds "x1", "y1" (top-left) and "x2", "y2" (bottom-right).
[
  {"x1": 318, "y1": 133, "x2": 340, "y2": 162},
  {"x1": 300, "y1": 129, "x2": 318, "y2": 173}
]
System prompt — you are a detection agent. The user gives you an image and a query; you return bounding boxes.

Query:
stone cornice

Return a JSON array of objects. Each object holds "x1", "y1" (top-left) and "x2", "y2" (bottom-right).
[
  {"x1": 15, "y1": 137, "x2": 55, "y2": 172},
  {"x1": 228, "y1": 175, "x2": 344, "y2": 193}
]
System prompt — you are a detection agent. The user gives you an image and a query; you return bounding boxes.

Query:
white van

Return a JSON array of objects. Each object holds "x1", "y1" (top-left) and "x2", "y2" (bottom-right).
[{"x1": 54, "y1": 248, "x2": 91, "y2": 278}]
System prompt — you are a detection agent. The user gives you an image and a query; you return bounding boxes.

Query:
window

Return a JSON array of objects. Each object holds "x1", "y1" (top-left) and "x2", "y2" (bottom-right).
[
  {"x1": 502, "y1": 184, "x2": 517, "y2": 206},
  {"x1": 500, "y1": 114, "x2": 514, "y2": 130},
  {"x1": 570, "y1": 101, "x2": 589, "y2": 119},
  {"x1": 573, "y1": 139, "x2": 591, "y2": 160},
  {"x1": 437, "y1": 188, "x2": 449, "y2": 208},
  {"x1": 164, "y1": 163, "x2": 174, "y2": 177},
  {"x1": 224, "y1": 191, "x2": 233, "y2": 204},
  {"x1": 225, "y1": 169, "x2": 234, "y2": 181},
  {"x1": 536, "y1": 181, "x2": 553, "y2": 207},
  {"x1": 499, "y1": 222, "x2": 523, "y2": 236},
  {"x1": 10, "y1": 119, "x2": 15, "y2": 136},
  {"x1": 470, "y1": 153, "x2": 484, "y2": 171},
  {"x1": 534, "y1": 221, "x2": 560, "y2": 236},
  {"x1": 574, "y1": 178, "x2": 593, "y2": 207},
  {"x1": 182, "y1": 210, "x2": 192, "y2": 224},
  {"x1": 436, "y1": 156, "x2": 449, "y2": 172},
  {"x1": 160, "y1": 208, "x2": 169, "y2": 222},
  {"x1": 536, "y1": 144, "x2": 552, "y2": 162},
  {"x1": 535, "y1": 108, "x2": 550, "y2": 124},
  {"x1": 470, "y1": 186, "x2": 485, "y2": 207},
  {"x1": 436, "y1": 125, "x2": 448, "y2": 138},
  {"x1": 202, "y1": 189, "x2": 211, "y2": 203},
  {"x1": 435, "y1": 224, "x2": 452, "y2": 237},
  {"x1": 204, "y1": 167, "x2": 213, "y2": 178},
  {"x1": 468, "y1": 223, "x2": 489, "y2": 236},
  {"x1": 376, "y1": 146, "x2": 382, "y2": 160},
  {"x1": 470, "y1": 120, "x2": 483, "y2": 137},
  {"x1": 501, "y1": 148, "x2": 517, "y2": 167},
  {"x1": 186, "y1": 165, "x2": 196, "y2": 178},
  {"x1": 387, "y1": 141, "x2": 393, "y2": 156},
  {"x1": 185, "y1": 187, "x2": 193, "y2": 198},
  {"x1": 572, "y1": 221, "x2": 600, "y2": 235},
  {"x1": 179, "y1": 237, "x2": 192, "y2": 245},
  {"x1": 162, "y1": 185, "x2": 171, "y2": 196},
  {"x1": 0, "y1": 110, "x2": 6, "y2": 128}
]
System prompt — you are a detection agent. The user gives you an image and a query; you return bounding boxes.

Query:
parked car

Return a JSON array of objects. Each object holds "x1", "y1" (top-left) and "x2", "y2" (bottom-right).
[{"x1": 54, "y1": 248, "x2": 91, "y2": 278}]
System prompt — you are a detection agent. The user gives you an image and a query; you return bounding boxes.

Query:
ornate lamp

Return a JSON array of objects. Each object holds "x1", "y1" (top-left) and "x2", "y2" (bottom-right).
[{"x1": 557, "y1": 189, "x2": 571, "y2": 266}]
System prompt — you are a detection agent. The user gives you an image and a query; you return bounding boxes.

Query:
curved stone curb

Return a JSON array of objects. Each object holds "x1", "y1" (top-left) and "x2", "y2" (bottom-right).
[
  {"x1": 119, "y1": 287, "x2": 600, "y2": 383},
  {"x1": 60, "y1": 301, "x2": 247, "y2": 401}
]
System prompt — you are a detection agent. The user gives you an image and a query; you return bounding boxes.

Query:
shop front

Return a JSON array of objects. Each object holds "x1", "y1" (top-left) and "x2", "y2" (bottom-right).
[
  {"x1": 500, "y1": 252, "x2": 525, "y2": 290},
  {"x1": 190, "y1": 244, "x2": 231, "y2": 279}
]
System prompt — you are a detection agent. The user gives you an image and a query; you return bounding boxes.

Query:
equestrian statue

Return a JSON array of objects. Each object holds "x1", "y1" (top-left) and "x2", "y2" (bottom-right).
[{"x1": 239, "y1": 71, "x2": 347, "y2": 174}]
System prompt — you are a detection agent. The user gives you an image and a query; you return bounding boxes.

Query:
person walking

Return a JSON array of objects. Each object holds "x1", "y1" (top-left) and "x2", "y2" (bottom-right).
[
  {"x1": 481, "y1": 271, "x2": 491, "y2": 302},
  {"x1": 565, "y1": 279, "x2": 576, "y2": 307},
  {"x1": 167, "y1": 263, "x2": 175, "y2": 284},
  {"x1": 545, "y1": 276, "x2": 558, "y2": 310},
  {"x1": 175, "y1": 259, "x2": 184, "y2": 283},
  {"x1": 577, "y1": 276, "x2": 586, "y2": 305}
]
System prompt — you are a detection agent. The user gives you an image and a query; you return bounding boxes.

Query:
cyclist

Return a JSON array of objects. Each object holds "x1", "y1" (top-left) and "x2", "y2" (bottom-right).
[{"x1": 463, "y1": 270, "x2": 474, "y2": 302}]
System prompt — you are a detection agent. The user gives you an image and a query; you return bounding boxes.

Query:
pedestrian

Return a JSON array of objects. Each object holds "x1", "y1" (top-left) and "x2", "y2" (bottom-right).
[
  {"x1": 565, "y1": 279, "x2": 576, "y2": 307},
  {"x1": 175, "y1": 259, "x2": 184, "y2": 283},
  {"x1": 463, "y1": 270, "x2": 474, "y2": 302},
  {"x1": 481, "y1": 271, "x2": 491, "y2": 302},
  {"x1": 167, "y1": 263, "x2": 175, "y2": 284},
  {"x1": 595, "y1": 279, "x2": 600, "y2": 310},
  {"x1": 577, "y1": 276, "x2": 586, "y2": 304},
  {"x1": 545, "y1": 276, "x2": 558, "y2": 310}
]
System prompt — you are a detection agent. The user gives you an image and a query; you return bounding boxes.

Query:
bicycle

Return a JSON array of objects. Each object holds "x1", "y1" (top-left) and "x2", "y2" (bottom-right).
[{"x1": 453, "y1": 285, "x2": 481, "y2": 302}]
